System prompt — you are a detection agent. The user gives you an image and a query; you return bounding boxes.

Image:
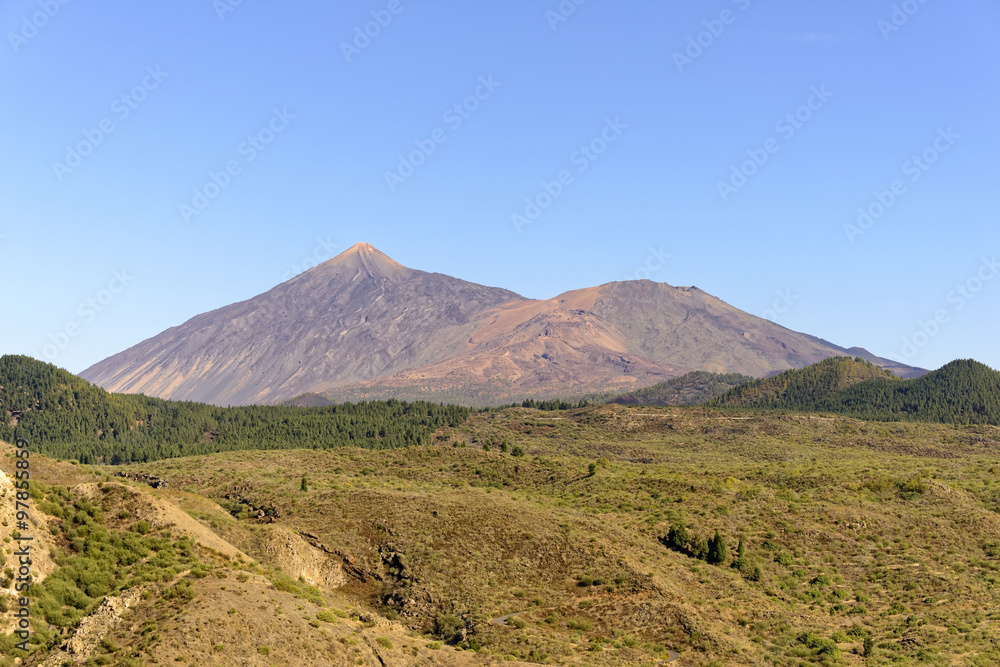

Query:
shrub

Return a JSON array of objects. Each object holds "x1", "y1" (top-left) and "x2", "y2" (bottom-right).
[
  {"x1": 691, "y1": 537, "x2": 709, "y2": 561},
  {"x1": 375, "y1": 637, "x2": 393, "y2": 649},
  {"x1": 895, "y1": 477, "x2": 926, "y2": 497},
  {"x1": 434, "y1": 613, "x2": 466, "y2": 643}
]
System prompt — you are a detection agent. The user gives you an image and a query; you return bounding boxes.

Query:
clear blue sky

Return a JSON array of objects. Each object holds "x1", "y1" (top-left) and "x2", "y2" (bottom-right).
[{"x1": 2, "y1": 0, "x2": 997, "y2": 375}]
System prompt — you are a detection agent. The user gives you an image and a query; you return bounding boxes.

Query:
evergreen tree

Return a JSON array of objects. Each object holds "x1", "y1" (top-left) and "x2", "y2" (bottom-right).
[
  {"x1": 666, "y1": 523, "x2": 690, "y2": 553},
  {"x1": 692, "y1": 536, "x2": 710, "y2": 561},
  {"x1": 707, "y1": 530, "x2": 727, "y2": 565},
  {"x1": 732, "y1": 538, "x2": 747, "y2": 570}
]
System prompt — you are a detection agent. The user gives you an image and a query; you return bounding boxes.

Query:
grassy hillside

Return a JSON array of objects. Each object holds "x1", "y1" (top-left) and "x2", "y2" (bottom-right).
[
  {"x1": 16, "y1": 405, "x2": 986, "y2": 666},
  {"x1": 609, "y1": 371, "x2": 755, "y2": 406},
  {"x1": 0, "y1": 355, "x2": 468, "y2": 464},
  {"x1": 711, "y1": 357, "x2": 1000, "y2": 426}
]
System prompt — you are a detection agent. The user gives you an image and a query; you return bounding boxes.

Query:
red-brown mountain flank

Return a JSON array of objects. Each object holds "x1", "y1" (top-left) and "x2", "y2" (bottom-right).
[{"x1": 81, "y1": 243, "x2": 923, "y2": 405}]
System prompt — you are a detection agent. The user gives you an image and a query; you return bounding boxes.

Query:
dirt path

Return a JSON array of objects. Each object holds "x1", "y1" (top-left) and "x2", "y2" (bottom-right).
[{"x1": 488, "y1": 610, "x2": 529, "y2": 626}]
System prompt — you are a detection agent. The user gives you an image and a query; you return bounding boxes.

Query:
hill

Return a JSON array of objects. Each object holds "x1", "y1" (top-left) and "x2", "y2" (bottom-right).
[
  {"x1": 5, "y1": 404, "x2": 1000, "y2": 665},
  {"x1": 0, "y1": 355, "x2": 468, "y2": 464},
  {"x1": 711, "y1": 357, "x2": 1000, "y2": 426},
  {"x1": 709, "y1": 357, "x2": 898, "y2": 409},
  {"x1": 608, "y1": 371, "x2": 755, "y2": 406},
  {"x1": 81, "y1": 243, "x2": 924, "y2": 406},
  {"x1": 816, "y1": 358, "x2": 1000, "y2": 425}
]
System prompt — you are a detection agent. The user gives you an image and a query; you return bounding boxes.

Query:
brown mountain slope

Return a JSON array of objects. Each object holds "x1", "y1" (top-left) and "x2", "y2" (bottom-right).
[
  {"x1": 82, "y1": 243, "x2": 923, "y2": 405},
  {"x1": 82, "y1": 243, "x2": 525, "y2": 405}
]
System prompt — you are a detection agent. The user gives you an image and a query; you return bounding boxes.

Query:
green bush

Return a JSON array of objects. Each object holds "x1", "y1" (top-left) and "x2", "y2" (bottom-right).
[{"x1": 434, "y1": 613, "x2": 466, "y2": 643}]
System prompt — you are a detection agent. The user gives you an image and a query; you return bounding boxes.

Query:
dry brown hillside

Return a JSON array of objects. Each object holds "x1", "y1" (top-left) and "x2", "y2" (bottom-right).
[{"x1": 0, "y1": 440, "x2": 535, "y2": 667}]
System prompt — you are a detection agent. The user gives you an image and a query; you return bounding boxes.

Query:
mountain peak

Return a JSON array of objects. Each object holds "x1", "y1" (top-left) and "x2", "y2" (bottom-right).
[
  {"x1": 316, "y1": 242, "x2": 411, "y2": 280},
  {"x1": 344, "y1": 241, "x2": 381, "y2": 255}
]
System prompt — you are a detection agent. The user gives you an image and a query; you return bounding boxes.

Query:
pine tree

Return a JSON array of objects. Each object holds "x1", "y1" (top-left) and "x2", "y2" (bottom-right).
[
  {"x1": 732, "y1": 538, "x2": 747, "y2": 570},
  {"x1": 707, "y1": 530, "x2": 727, "y2": 565},
  {"x1": 666, "y1": 523, "x2": 690, "y2": 553}
]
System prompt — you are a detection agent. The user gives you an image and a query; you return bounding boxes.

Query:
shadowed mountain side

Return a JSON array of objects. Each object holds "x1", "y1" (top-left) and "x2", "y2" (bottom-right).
[
  {"x1": 83, "y1": 243, "x2": 925, "y2": 406},
  {"x1": 608, "y1": 371, "x2": 757, "y2": 407}
]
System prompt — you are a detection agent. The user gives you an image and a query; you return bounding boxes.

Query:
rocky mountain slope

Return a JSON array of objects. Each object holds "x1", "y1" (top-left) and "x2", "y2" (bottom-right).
[{"x1": 82, "y1": 243, "x2": 924, "y2": 406}]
